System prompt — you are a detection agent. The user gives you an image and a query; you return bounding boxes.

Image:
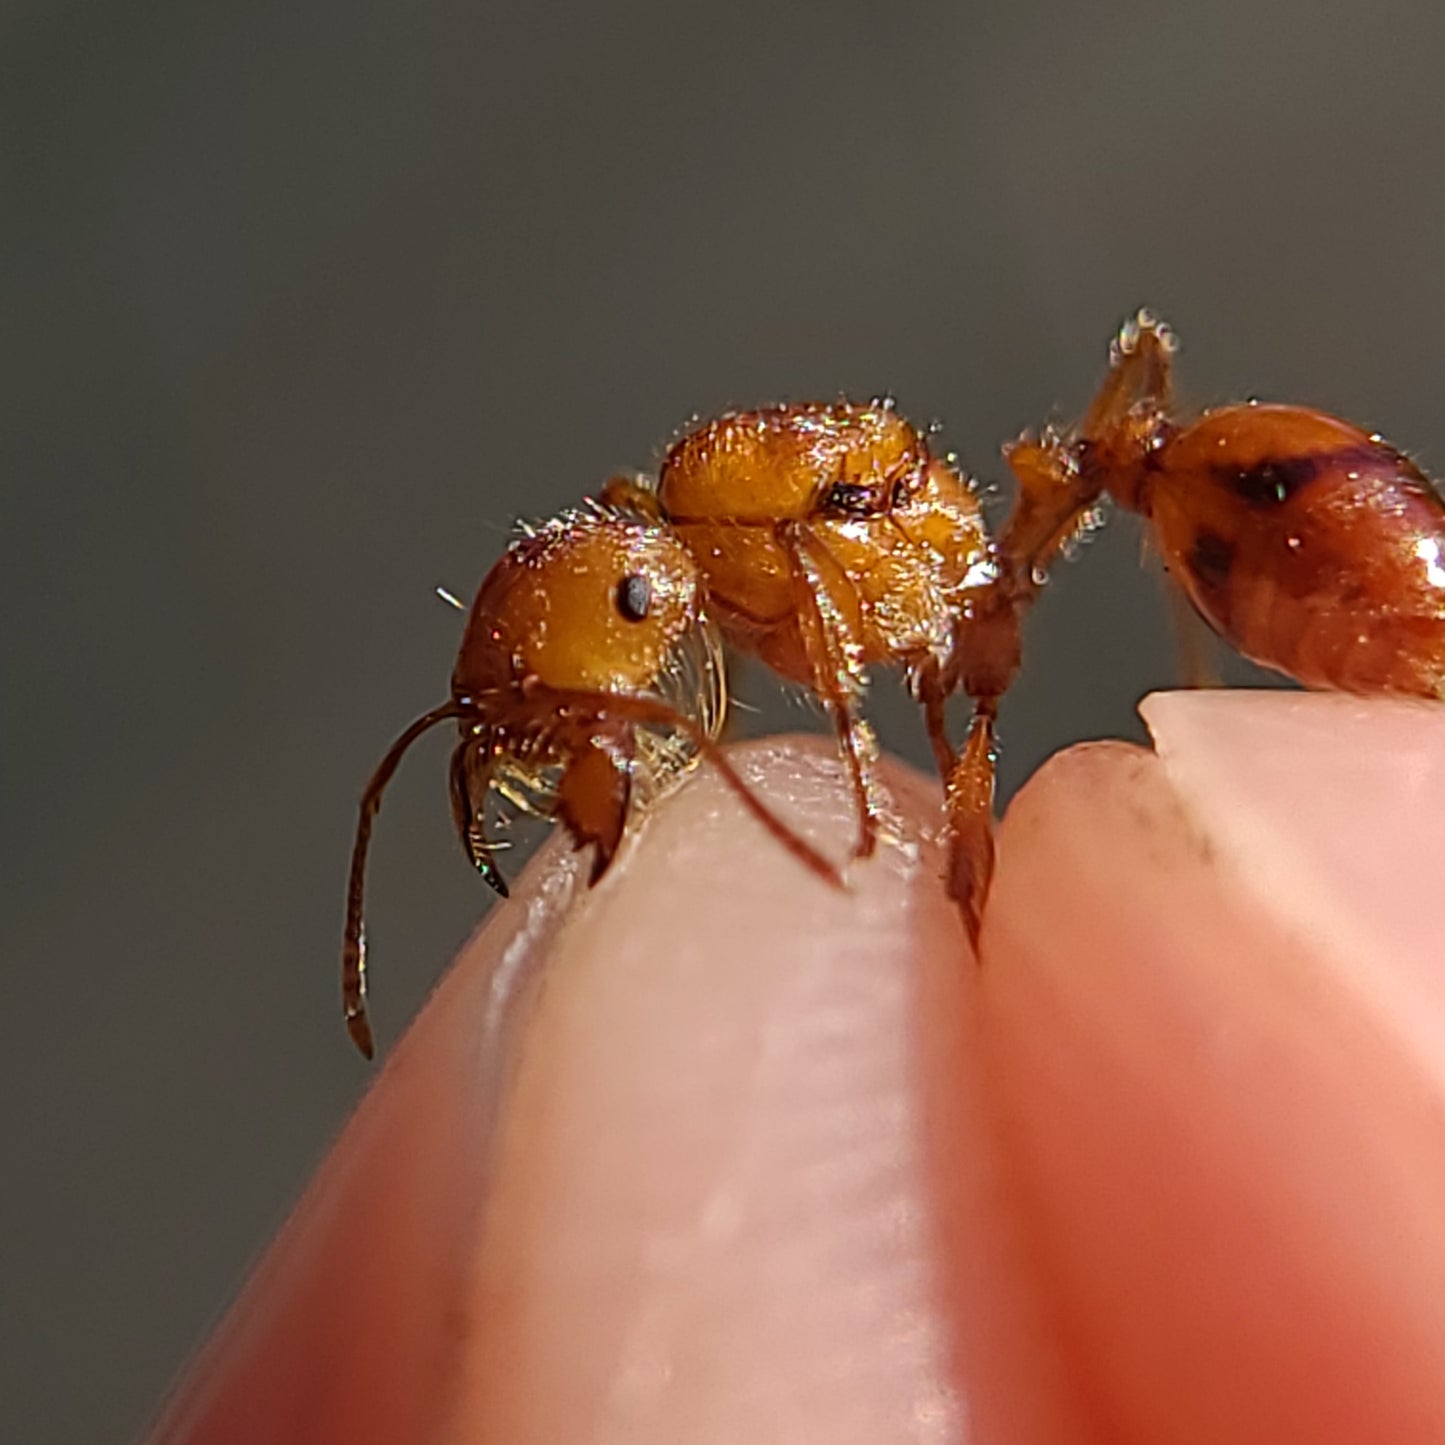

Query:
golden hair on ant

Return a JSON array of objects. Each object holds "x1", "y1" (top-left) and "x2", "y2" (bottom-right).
[{"x1": 341, "y1": 503, "x2": 838, "y2": 1059}]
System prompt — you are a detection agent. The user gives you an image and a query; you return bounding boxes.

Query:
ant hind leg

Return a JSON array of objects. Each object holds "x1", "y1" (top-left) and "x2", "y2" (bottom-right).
[
  {"x1": 1163, "y1": 572, "x2": 1223, "y2": 689},
  {"x1": 944, "y1": 697, "x2": 1000, "y2": 950},
  {"x1": 1082, "y1": 307, "x2": 1179, "y2": 436},
  {"x1": 587, "y1": 690, "x2": 845, "y2": 887}
]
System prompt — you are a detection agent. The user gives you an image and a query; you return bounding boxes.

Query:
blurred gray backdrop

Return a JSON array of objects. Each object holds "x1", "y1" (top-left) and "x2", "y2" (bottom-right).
[{"x1": 5, "y1": 0, "x2": 1444, "y2": 1438}]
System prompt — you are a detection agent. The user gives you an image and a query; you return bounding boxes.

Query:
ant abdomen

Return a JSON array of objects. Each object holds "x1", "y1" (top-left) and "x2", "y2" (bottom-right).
[{"x1": 1142, "y1": 404, "x2": 1445, "y2": 697}]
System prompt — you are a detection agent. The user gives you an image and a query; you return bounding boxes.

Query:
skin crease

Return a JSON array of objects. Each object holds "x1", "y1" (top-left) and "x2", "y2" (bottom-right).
[{"x1": 147, "y1": 693, "x2": 1445, "y2": 1445}]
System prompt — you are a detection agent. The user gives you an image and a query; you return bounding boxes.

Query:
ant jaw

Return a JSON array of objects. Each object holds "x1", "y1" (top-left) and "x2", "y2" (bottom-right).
[{"x1": 476, "y1": 854, "x2": 510, "y2": 898}]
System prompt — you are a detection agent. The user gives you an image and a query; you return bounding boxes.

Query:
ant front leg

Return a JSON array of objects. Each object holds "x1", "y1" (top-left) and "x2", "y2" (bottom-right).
[
  {"x1": 780, "y1": 523, "x2": 879, "y2": 859},
  {"x1": 555, "y1": 726, "x2": 636, "y2": 885},
  {"x1": 544, "y1": 688, "x2": 846, "y2": 887},
  {"x1": 449, "y1": 734, "x2": 510, "y2": 897}
]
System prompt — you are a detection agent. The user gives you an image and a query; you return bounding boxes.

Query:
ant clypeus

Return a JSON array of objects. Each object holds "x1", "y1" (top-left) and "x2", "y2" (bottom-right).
[
  {"x1": 341, "y1": 505, "x2": 840, "y2": 1058},
  {"x1": 603, "y1": 401, "x2": 1021, "y2": 934},
  {"x1": 988, "y1": 310, "x2": 1445, "y2": 699}
]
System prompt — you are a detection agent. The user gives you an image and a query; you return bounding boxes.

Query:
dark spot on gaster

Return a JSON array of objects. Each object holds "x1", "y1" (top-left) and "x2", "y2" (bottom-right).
[
  {"x1": 616, "y1": 573, "x2": 651, "y2": 622},
  {"x1": 824, "y1": 481, "x2": 882, "y2": 516},
  {"x1": 1223, "y1": 454, "x2": 1321, "y2": 507},
  {"x1": 1188, "y1": 530, "x2": 1235, "y2": 599},
  {"x1": 1219, "y1": 444, "x2": 1395, "y2": 509}
]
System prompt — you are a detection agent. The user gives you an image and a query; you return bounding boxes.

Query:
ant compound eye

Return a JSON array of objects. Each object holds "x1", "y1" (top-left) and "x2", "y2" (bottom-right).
[{"x1": 616, "y1": 572, "x2": 652, "y2": 622}]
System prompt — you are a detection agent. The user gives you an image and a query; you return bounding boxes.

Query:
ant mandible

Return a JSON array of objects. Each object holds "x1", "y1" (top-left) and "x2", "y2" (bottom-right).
[
  {"x1": 341, "y1": 505, "x2": 839, "y2": 1058},
  {"x1": 603, "y1": 401, "x2": 1019, "y2": 934},
  {"x1": 991, "y1": 310, "x2": 1445, "y2": 700}
]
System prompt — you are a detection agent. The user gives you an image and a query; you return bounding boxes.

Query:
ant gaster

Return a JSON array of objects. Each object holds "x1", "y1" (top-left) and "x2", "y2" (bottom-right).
[{"x1": 992, "y1": 310, "x2": 1445, "y2": 699}]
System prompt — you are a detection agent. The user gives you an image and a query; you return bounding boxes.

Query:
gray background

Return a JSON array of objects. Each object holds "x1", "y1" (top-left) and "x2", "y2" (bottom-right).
[{"x1": 5, "y1": 0, "x2": 1444, "y2": 1438}]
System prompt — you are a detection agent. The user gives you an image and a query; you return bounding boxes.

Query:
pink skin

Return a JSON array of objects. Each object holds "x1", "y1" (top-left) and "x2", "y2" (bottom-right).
[{"x1": 148, "y1": 693, "x2": 1445, "y2": 1444}]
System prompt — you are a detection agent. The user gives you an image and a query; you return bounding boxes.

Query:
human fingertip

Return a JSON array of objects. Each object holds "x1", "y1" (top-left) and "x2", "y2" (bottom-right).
[{"x1": 981, "y1": 691, "x2": 1445, "y2": 1444}]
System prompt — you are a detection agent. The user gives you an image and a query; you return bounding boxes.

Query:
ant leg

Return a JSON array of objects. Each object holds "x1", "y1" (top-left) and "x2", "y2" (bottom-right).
[
  {"x1": 779, "y1": 523, "x2": 879, "y2": 859},
  {"x1": 943, "y1": 696, "x2": 1000, "y2": 948},
  {"x1": 564, "y1": 690, "x2": 846, "y2": 887},
  {"x1": 916, "y1": 659, "x2": 957, "y2": 782},
  {"x1": 599, "y1": 473, "x2": 663, "y2": 522},
  {"x1": 998, "y1": 310, "x2": 1181, "y2": 598},
  {"x1": 1164, "y1": 572, "x2": 1222, "y2": 688},
  {"x1": 555, "y1": 730, "x2": 635, "y2": 884},
  {"x1": 1081, "y1": 307, "x2": 1178, "y2": 435},
  {"x1": 995, "y1": 308, "x2": 1181, "y2": 601},
  {"x1": 996, "y1": 431, "x2": 1105, "y2": 602},
  {"x1": 448, "y1": 737, "x2": 510, "y2": 897}
]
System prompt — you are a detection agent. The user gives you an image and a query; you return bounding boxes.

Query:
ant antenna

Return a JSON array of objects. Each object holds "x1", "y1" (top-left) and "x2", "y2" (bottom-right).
[{"x1": 342, "y1": 701, "x2": 465, "y2": 1059}]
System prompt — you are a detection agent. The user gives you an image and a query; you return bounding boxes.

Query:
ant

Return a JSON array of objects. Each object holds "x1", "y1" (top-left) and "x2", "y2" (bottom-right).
[
  {"x1": 990, "y1": 310, "x2": 1445, "y2": 700},
  {"x1": 341, "y1": 505, "x2": 840, "y2": 1059},
  {"x1": 343, "y1": 324, "x2": 1445, "y2": 1059},
  {"x1": 603, "y1": 401, "x2": 1020, "y2": 932}
]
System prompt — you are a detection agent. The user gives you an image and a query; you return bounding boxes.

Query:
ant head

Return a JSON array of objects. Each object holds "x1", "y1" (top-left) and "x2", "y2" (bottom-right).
[{"x1": 453, "y1": 509, "x2": 708, "y2": 698}]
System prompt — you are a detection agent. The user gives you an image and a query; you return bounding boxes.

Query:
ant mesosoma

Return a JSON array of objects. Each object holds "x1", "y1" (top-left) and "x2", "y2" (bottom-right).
[{"x1": 603, "y1": 401, "x2": 1016, "y2": 927}]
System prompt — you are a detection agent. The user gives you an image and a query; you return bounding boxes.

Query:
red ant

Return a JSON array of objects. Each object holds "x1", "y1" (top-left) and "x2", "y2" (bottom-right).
[
  {"x1": 341, "y1": 505, "x2": 839, "y2": 1058},
  {"x1": 346, "y1": 313, "x2": 1438, "y2": 1058},
  {"x1": 990, "y1": 310, "x2": 1445, "y2": 700}
]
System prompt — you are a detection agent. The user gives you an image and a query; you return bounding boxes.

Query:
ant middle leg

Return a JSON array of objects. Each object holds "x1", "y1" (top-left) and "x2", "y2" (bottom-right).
[{"x1": 943, "y1": 696, "x2": 1000, "y2": 948}]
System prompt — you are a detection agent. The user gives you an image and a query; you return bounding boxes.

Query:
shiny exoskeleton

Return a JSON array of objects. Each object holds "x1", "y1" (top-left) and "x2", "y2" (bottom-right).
[
  {"x1": 604, "y1": 401, "x2": 1017, "y2": 930},
  {"x1": 341, "y1": 507, "x2": 838, "y2": 1058},
  {"x1": 992, "y1": 310, "x2": 1445, "y2": 699}
]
